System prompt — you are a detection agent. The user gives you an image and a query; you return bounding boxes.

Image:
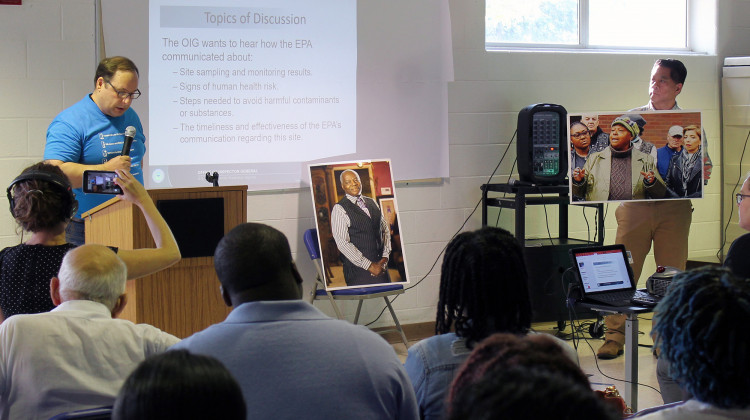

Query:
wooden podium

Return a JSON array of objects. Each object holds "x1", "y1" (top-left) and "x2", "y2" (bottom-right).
[{"x1": 82, "y1": 185, "x2": 247, "y2": 338}]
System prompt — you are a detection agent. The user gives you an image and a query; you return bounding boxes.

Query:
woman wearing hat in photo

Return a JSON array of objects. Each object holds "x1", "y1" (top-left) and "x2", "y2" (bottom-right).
[{"x1": 572, "y1": 115, "x2": 666, "y2": 202}]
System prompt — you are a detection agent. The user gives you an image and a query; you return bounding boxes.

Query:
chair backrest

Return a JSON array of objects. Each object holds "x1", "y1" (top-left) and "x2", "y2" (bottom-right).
[
  {"x1": 48, "y1": 406, "x2": 112, "y2": 420},
  {"x1": 303, "y1": 228, "x2": 320, "y2": 260},
  {"x1": 303, "y1": 228, "x2": 327, "y2": 286}
]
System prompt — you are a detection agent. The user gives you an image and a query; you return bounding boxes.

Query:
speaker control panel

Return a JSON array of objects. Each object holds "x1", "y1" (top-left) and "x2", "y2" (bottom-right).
[{"x1": 531, "y1": 111, "x2": 561, "y2": 176}]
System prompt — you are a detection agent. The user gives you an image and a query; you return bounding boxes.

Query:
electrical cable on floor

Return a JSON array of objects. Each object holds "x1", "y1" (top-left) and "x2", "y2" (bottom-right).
[
  {"x1": 575, "y1": 328, "x2": 662, "y2": 397},
  {"x1": 564, "y1": 300, "x2": 662, "y2": 398}
]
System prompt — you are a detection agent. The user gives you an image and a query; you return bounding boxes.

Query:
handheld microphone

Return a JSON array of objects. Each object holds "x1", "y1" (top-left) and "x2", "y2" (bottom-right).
[{"x1": 122, "y1": 126, "x2": 136, "y2": 156}]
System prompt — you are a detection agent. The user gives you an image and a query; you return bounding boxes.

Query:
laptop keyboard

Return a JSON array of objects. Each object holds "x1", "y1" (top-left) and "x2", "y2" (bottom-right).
[{"x1": 595, "y1": 290, "x2": 635, "y2": 304}]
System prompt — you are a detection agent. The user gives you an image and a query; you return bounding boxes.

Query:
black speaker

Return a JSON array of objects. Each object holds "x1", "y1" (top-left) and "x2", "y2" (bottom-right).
[
  {"x1": 517, "y1": 103, "x2": 568, "y2": 185},
  {"x1": 523, "y1": 243, "x2": 596, "y2": 323}
]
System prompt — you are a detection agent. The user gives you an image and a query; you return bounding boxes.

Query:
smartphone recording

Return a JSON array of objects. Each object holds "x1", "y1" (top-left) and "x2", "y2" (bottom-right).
[{"x1": 83, "y1": 170, "x2": 123, "y2": 195}]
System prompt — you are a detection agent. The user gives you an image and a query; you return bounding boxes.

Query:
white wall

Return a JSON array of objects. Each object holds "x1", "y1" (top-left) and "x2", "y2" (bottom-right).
[
  {"x1": 2, "y1": 0, "x2": 748, "y2": 328},
  {"x1": 0, "y1": 0, "x2": 97, "y2": 247},
  {"x1": 718, "y1": 0, "x2": 750, "y2": 254},
  {"x1": 718, "y1": 0, "x2": 750, "y2": 61}
]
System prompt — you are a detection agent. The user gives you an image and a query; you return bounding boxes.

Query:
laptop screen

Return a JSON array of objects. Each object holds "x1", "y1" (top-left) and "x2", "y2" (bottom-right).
[{"x1": 570, "y1": 245, "x2": 635, "y2": 294}]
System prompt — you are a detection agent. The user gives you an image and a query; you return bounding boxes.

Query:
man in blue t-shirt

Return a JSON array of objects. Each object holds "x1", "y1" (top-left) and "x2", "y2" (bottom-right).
[{"x1": 44, "y1": 56, "x2": 146, "y2": 245}]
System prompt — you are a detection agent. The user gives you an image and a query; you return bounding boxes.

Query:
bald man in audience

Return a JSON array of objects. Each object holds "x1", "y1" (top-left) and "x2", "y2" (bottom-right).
[{"x1": 0, "y1": 245, "x2": 179, "y2": 420}]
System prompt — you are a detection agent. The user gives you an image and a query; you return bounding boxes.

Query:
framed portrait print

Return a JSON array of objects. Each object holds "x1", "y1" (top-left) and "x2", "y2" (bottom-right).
[{"x1": 308, "y1": 159, "x2": 409, "y2": 290}]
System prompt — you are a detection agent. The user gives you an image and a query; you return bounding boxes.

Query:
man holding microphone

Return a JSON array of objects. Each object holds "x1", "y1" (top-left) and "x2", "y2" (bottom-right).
[{"x1": 44, "y1": 56, "x2": 146, "y2": 245}]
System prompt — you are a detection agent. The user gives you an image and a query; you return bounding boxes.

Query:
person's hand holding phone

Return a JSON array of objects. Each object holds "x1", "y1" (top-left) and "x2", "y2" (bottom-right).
[{"x1": 114, "y1": 169, "x2": 149, "y2": 207}]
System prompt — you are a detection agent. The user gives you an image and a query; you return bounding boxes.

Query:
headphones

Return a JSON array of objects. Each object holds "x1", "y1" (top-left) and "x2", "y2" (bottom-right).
[{"x1": 7, "y1": 170, "x2": 78, "y2": 219}]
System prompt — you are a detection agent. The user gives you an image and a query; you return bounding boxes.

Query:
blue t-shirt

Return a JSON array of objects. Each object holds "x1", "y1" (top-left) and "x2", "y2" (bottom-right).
[{"x1": 44, "y1": 95, "x2": 146, "y2": 217}]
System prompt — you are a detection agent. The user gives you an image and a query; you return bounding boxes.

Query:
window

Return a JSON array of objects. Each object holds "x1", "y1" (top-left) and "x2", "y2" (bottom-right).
[{"x1": 485, "y1": 0, "x2": 688, "y2": 51}]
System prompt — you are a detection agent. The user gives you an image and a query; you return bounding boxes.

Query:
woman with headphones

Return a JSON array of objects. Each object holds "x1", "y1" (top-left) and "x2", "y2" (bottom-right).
[{"x1": 0, "y1": 162, "x2": 180, "y2": 320}]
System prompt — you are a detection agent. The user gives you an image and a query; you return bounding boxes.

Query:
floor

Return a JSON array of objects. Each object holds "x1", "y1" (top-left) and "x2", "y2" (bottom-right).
[{"x1": 387, "y1": 316, "x2": 665, "y2": 413}]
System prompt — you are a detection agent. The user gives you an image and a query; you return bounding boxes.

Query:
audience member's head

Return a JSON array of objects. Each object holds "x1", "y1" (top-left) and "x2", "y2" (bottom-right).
[
  {"x1": 446, "y1": 333, "x2": 618, "y2": 420},
  {"x1": 214, "y1": 223, "x2": 303, "y2": 306},
  {"x1": 435, "y1": 227, "x2": 531, "y2": 348},
  {"x1": 448, "y1": 366, "x2": 617, "y2": 420},
  {"x1": 7, "y1": 162, "x2": 77, "y2": 233},
  {"x1": 652, "y1": 267, "x2": 750, "y2": 409},
  {"x1": 52, "y1": 244, "x2": 127, "y2": 314},
  {"x1": 448, "y1": 333, "x2": 589, "y2": 401},
  {"x1": 112, "y1": 350, "x2": 246, "y2": 420}
]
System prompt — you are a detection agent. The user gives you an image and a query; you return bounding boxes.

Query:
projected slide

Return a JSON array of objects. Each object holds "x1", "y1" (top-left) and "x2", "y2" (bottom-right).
[{"x1": 148, "y1": 0, "x2": 356, "y2": 185}]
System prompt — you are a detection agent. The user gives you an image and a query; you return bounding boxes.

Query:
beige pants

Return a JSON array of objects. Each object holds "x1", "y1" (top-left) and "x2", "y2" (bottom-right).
[{"x1": 605, "y1": 200, "x2": 692, "y2": 344}]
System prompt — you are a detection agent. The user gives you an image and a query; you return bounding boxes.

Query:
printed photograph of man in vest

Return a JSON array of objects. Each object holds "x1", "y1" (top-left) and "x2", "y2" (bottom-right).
[
  {"x1": 309, "y1": 160, "x2": 409, "y2": 290},
  {"x1": 569, "y1": 110, "x2": 703, "y2": 204}
]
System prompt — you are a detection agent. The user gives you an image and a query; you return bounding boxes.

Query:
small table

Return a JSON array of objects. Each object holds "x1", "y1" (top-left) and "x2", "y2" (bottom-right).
[
  {"x1": 480, "y1": 183, "x2": 604, "y2": 247},
  {"x1": 576, "y1": 302, "x2": 653, "y2": 411}
]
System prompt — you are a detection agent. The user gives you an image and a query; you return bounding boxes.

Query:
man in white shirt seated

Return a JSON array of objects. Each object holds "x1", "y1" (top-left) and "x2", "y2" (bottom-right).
[{"x1": 0, "y1": 244, "x2": 179, "y2": 420}]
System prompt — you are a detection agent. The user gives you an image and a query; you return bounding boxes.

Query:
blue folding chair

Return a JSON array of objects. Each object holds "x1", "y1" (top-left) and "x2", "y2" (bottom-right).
[{"x1": 303, "y1": 228, "x2": 409, "y2": 348}]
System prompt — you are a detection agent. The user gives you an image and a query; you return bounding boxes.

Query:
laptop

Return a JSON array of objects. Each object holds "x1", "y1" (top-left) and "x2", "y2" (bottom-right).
[{"x1": 569, "y1": 244, "x2": 660, "y2": 308}]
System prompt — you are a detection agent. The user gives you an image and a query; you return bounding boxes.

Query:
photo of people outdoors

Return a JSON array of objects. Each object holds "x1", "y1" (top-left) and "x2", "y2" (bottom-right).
[
  {"x1": 568, "y1": 111, "x2": 703, "y2": 204},
  {"x1": 308, "y1": 160, "x2": 409, "y2": 290}
]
